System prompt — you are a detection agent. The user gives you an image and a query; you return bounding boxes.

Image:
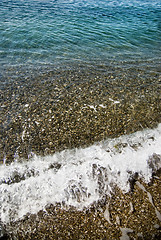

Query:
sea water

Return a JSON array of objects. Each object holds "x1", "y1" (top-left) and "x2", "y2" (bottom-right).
[
  {"x1": 0, "y1": 124, "x2": 161, "y2": 223},
  {"x1": 0, "y1": 0, "x2": 161, "y2": 225},
  {"x1": 0, "y1": 0, "x2": 161, "y2": 69}
]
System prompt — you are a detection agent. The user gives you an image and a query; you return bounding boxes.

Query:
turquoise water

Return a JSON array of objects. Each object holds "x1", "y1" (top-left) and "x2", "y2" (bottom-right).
[{"x1": 0, "y1": 0, "x2": 161, "y2": 70}]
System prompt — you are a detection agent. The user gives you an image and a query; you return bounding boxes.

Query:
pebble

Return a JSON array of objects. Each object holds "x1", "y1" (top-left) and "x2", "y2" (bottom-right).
[
  {"x1": 5, "y1": 174, "x2": 161, "y2": 239},
  {"x1": 1, "y1": 65, "x2": 161, "y2": 238},
  {"x1": 1, "y1": 67, "x2": 160, "y2": 163}
]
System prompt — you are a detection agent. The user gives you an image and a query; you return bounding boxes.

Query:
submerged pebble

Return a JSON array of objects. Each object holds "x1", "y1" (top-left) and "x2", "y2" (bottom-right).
[{"x1": 1, "y1": 66, "x2": 161, "y2": 163}]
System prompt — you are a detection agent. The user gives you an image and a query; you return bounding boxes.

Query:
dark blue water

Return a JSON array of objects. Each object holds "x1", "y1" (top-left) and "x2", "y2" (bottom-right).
[{"x1": 0, "y1": 0, "x2": 161, "y2": 71}]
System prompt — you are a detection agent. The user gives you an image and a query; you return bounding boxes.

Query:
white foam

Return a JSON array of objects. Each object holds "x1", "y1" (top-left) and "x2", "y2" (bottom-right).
[
  {"x1": 104, "y1": 203, "x2": 112, "y2": 224},
  {"x1": 0, "y1": 124, "x2": 161, "y2": 223},
  {"x1": 120, "y1": 228, "x2": 133, "y2": 240}
]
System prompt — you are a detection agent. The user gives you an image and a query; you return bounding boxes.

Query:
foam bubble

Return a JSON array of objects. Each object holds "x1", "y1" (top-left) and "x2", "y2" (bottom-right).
[{"x1": 0, "y1": 124, "x2": 161, "y2": 223}]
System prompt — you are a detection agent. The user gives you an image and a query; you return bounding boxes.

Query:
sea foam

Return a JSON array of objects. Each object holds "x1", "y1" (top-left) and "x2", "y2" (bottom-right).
[{"x1": 0, "y1": 124, "x2": 161, "y2": 223}]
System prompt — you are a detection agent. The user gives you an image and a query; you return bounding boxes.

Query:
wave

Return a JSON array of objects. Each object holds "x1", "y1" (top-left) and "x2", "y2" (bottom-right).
[{"x1": 0, "y1": 124, "x2": 161, "y2": 223}]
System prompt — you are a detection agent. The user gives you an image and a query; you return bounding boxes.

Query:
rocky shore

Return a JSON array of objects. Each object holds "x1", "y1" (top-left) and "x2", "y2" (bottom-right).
[
  {"x1": 1, "y1": 65, "x2": 161, "y2": 239},
  {"x1": 2, "y1": 169, "x2": 161, "y2": 240}
]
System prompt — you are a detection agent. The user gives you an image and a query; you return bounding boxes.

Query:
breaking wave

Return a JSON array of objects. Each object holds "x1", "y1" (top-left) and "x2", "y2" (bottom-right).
[{"x1": 0, "y1": 124, "x2": 161, "y2": 223}]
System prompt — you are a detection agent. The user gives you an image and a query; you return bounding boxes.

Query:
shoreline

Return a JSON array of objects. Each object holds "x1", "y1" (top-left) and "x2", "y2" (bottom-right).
[
  {"x1": 3, "y1": 170, "x2": 161, "y2": 239},
  {"x1": 1, "y1": 65, "x2": 161, "y2": 239},
  {"x1": 0, "y1": 124, "x2": 161, "y2": 239}
]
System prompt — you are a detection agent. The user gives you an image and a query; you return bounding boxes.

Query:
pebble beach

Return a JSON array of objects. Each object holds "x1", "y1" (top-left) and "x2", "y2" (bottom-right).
[{"x1": 0, "y1": 0, "x2": 161, "y2": 239}]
